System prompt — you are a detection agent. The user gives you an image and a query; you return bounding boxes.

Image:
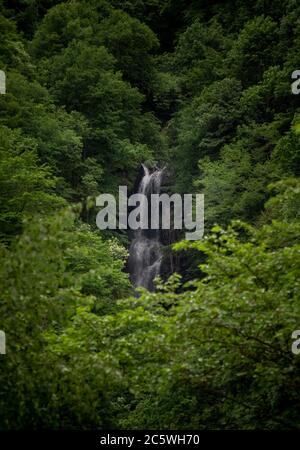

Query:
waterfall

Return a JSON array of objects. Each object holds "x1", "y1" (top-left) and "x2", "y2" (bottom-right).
[{"x1": 128, "y1": 164, "x2": 164, "y2": 291}]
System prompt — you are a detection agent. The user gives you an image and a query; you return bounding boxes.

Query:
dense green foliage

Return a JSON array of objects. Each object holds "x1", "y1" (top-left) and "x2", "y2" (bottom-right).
[{"x1": 0, "y1": 0, "x2": 299, "y2": 430}]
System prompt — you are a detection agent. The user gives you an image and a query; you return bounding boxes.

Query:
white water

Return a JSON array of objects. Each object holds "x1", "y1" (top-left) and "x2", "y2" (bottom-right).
[{"x1": 128, "y1": 164, "x2": 164, "y2": 291}]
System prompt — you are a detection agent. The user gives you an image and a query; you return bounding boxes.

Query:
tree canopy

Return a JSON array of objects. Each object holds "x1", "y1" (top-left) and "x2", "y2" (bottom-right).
[{"x1": 0, "y1": 0, "x2": 299, "y2": 430}]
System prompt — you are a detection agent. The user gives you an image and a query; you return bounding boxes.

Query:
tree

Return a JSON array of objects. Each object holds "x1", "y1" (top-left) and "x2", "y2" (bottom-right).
[
  {"x1": 225, "y1": 16, "x2": 280, "y2": 87},
  {"x1": 0, "y1": 209, "x2": 130, "y2": 429},
  {"x1": 0, "y1": 126, "x2": 64, "y2": 239}
]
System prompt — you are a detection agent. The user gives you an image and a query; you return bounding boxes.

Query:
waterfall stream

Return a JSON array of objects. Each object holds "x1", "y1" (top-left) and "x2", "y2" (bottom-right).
[{"x1": 128, "y1": 164, "x2": 164, "y2": 291}]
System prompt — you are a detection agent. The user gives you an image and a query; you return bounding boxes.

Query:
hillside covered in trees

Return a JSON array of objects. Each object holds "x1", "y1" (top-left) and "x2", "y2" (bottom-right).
[{"x1": 0, "y1": 0, "x2": 300, "y2": 430}]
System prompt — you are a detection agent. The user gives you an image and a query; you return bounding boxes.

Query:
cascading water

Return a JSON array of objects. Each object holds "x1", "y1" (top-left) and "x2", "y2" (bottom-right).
[{"x1": 128, "y1": 164, "x2": 164, "y2": 291}]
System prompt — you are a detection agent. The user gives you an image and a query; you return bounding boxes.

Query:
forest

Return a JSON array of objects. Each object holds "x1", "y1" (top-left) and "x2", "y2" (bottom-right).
[{"x1": 0, "y1": 0, "x2": 300, "y2": 430}]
